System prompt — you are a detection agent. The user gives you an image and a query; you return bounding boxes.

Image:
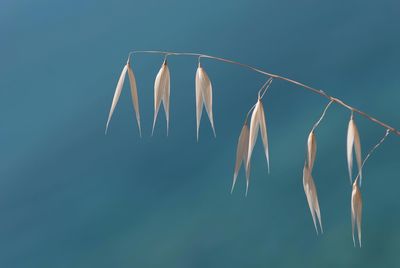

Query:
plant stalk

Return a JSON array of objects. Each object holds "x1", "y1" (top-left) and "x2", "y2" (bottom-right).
[{"x1": 128, "y1": 50, "x2": 400, "y2": 136}]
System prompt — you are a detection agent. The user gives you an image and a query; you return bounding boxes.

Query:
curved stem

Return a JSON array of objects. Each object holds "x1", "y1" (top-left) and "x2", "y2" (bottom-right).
[
  {"x1": 259, "y1": 78, "x2": 273, "y2": 99},
  {"x1": 311, "y1": 100, "x2": 334, "y2": 133},
  {"x1": 244, "y1": 78, "x2": 272, "y2": 123},
  {"x1": 355, "y1": 129, "x2": 391, "y2": 186},
  {"x1": 128, "y1": 50, "x2": 400, "y2": 136}
]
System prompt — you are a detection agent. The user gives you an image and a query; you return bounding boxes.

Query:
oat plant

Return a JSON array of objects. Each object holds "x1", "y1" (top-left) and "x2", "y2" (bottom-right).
[{"x1": 106, "y1": 50, "x2": 398, "y2": 247}]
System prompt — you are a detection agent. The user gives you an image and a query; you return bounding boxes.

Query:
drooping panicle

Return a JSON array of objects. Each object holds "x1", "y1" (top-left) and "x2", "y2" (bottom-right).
[
  {"x1": 307, "y1": 131, "x2": 317, "y2": 171},
  {"x1": 247, "y1": 99, "x2": 270, "y2": 173},
  {"x1": 351, "y1": 178, "x2": 363, "y2": 247},
  {"x1": 231, "y1": 122, "x2": 251, "y2": 195},
  {"x1": 152, "y1": 60, "x2": 171, "y2": 136},
  {"x1": 195, "y1": 63, "x2": 216, "y2": 140},
  {"x1": 347, "y1": 115, "x2": 362, "y2": 184},
  {"x1": 303, "y1": 163, "x2": 323, "y2": 234}
]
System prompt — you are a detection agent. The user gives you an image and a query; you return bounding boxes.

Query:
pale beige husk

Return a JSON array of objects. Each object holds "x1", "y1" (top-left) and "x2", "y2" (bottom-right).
[
  {"x1": 307, "y1": 131, "x2": 317, "y2": 171},
  {"x1": 152, "y1": 61, "x2": 170, "y2": 136},
  {"x1": 195, "y1": 65, "x2": 216, "y2": 140},
  {"x1": 351, "y1": 180, "x2": 362, "y2": 247},
  {"x1": 303, "y1": 163, "x2": 323, "y2": 234},
  {"x1": 127, "y1": 63, "x2": 142, "y2": 137},
  {"x1": 247, "y1": 99, "x2": 270, "y2": 173},
  {"x1": 231, "y1": 123, "x2": 250, "y2": 195},
  {"x1": 106, "y1": 64, "x2": 128, "y2": 134},
  {"x1": 347, "y1": 118, "x2": 362, "y2": 184}
]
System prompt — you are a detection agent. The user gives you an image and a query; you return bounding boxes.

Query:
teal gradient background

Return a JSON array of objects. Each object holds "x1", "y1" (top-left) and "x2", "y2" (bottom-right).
[{"x1": 1, "y1": 0, "x2": 400, "y2": 267}]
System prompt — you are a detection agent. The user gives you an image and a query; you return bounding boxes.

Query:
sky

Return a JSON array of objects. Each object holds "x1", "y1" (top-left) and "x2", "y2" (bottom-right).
[{"x1": 1, "y1": 0, "x2": 400, "y2": 267}]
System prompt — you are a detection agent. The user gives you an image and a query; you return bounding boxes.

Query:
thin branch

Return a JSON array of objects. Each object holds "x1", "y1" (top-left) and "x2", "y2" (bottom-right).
[
  {"x1": 244, "y1": 78, "x2": 272, "y2": 124},
  {"x1": 259, "y1": 78, "x2": 273, "y2": 99},
  {"x1": 128, "y1": 50, "x2": 400, "y2": 136},
  {"x1": 244, "y1": 78, "x2": 272, "y2": 123},
  {"x1": 355, "y1": 129, "x2": 391, "y2": 186},
  {"x1": 311, "y1": 100, "x2": 334, "y2": 133}
]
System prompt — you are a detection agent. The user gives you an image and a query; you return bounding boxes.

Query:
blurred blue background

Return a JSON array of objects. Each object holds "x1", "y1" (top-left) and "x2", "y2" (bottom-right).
[{"x1": 1, "y1": 0, "x2": 399, "y2": 267}]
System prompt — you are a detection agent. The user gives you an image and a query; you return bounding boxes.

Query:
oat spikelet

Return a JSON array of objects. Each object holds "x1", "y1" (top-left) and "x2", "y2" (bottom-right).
[
  {"x1": 105, "y1": 64, "x2": 128, "y2": 134},
  {"x1": 347, "y1": 116, "x2": 362, "y2": 184},
  {"x1": 127, "y1": 60, "x2": 142, "y2": 137},
  {"x1": 351, "y1": 179, "x2": 362, "y2": 247},
  {"x1": 152, "y1": 60, "x2": 170, "y2": 136},
  {"x1": 247, "y1": 99, "x2": 270, "y2": 173},
  {"x1": 195, "y1": 63, "x2": 216, "y2": 140},
  {"x1": 231, "y1": 123, "x2": 250, "y2": 195},
  {"x1": 303, "y1": 163, "x2": 323, "y2": 234},
  {"x1": 195, "y1": 66, "x2": 203, "y2": 141},
  {"x1": 307, "y1": 131, "x2": 317, "y2": 171}
]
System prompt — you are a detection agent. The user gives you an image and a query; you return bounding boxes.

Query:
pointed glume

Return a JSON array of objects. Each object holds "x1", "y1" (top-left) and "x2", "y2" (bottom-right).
[
  {"x1": 127, "y1": 62, "x2": 142, "y2": 137},
  {"x1": 231, "y1": 122, "x2": 250, "y2": 195},
  {"x1": 247, "y1": 99, "x2": 270, "y2": 174},
  {"x1": 307, "y1": 131, "x2": 317, "y2": 171},
  {"x1": 152, "y1": 60, "x2": 170, "y2": 136},
  {"x1": 195, "y1": 64, "x2": 216, "y2": 140},
  {"x1": 303, "y1": 163, "x2": 323, "y2": 234},
  {"x1": 106, "y1": 63, "x2": 142, "y2": 136},
  {"x1": 347, "y1": 116, "x2": 362, "y2": 184},
  {"x1": 351, "y1": 179, "x2": 362, "y2": 247}
]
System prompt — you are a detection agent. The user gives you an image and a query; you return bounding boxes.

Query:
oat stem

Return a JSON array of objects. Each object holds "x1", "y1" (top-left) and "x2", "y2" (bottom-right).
[
  {"x1": 354, "y1": 129, "x2": 391, "y2": 186},
  {"x1": 128, "y1": 50, "x2": 399, "y2": 136},
  {"x1": 311, "y1": 100, "x2": 334, "y2": 133},
  {"x1": 243, "y1": 78, "x2": 272, "y2": 123}
]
